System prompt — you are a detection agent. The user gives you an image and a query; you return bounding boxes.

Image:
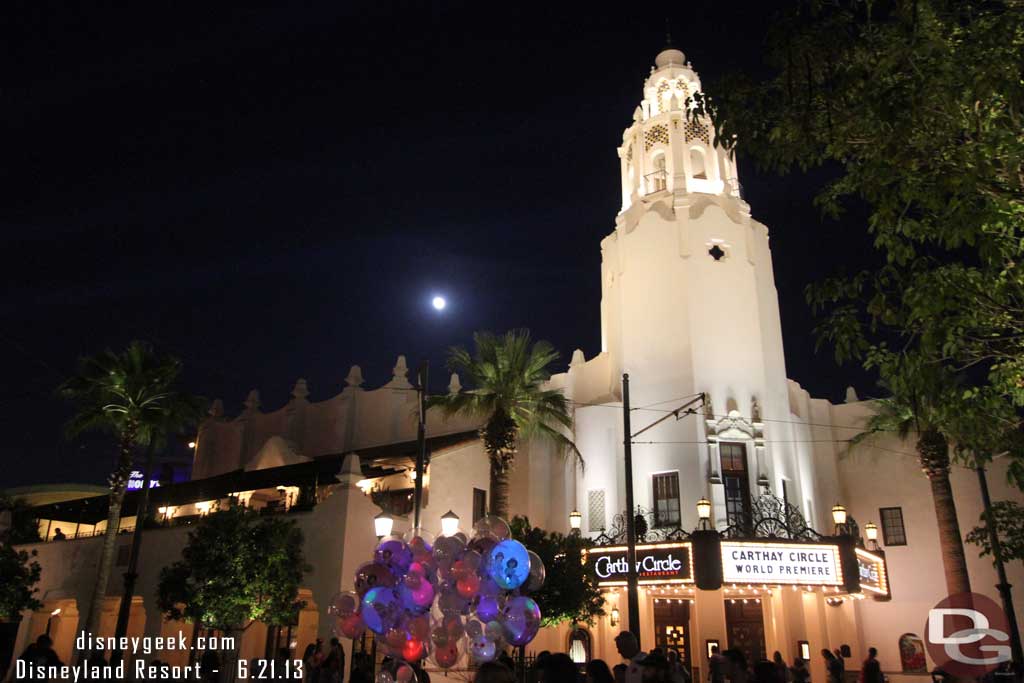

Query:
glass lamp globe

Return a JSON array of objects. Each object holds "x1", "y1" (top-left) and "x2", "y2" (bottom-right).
[
  {"x1": 569, "y1": 509, "x2": 582, "y2": 530},
  {"x1": 831, "y1": 503, "x2": 848, "y2": 526},
  {"x1": 374, "y1": 511, "x2": 394, "y2": 538},
  {"x1": 440, "y1": 510, "x2": 460, "y2": 537}
]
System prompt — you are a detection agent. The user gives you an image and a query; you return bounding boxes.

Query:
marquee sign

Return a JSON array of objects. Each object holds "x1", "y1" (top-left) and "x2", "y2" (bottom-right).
[
  {"x1": 586, "y1": 542, "x2": 693, "y2": 587},
  {"x1": 721, "y1": 541, "x2": 842, "y2": 585},
  {"x1": 855, "y1": 547, "x2": 890, "y2": 597},
  {"x1": 127, "y1": 470, "x2": 160, "y2": 490}
]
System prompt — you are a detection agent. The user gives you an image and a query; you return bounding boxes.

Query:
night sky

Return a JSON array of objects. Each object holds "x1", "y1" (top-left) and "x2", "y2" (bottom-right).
[{"x1": 1, "y1": 1, "x2": 878, "y2": 488}]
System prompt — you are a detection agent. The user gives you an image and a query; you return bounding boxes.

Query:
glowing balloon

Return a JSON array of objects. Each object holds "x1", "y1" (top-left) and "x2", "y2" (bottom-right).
[
  {"x1": 362, "y1": 587, "x2": 402, "y2": 634},
  {"x1": 501, "y1": 596, "x2": 542, "y2": 646},
  {"x1": 488, "y1": 539, "x2": 531, "y2": 590},
  {"x1": 437, "y1": 586, "x2": 470, "y2": 616},
  {"x1": 404, "y1": 530, "x2": 435, "y2": 567},
  {"x1": 355, "y1": 562, "x2": 397, "y2": 597},
  {"x1": 401, "y1": 635, "x2": 426, "y2": 663},
  {"x1": 375, "y1": 538, "x2": 413, "y2": 576},
  {"x1": 475, "y1": 594, "x2": 503, "y2": 623},
  {"x1": 335, "y1": 612, "x2": 365, "y2": 639},
  {"x1": 465, "y1": 619, "x2": 483, "y2": 638},
  {"x1": 399, "y1": 563, "x2": 435, "y2": 612},
  {"x1": 525, "y1": 550, "x2": 546, "y2": 592},
  {"x1": 328, "y1": 591, "x2": 360, "y2": 618},
  {"x1": 468, "y1": 635, "x2": 497, "y2": 663},
  {"x1": 432, "y1": 641, "x2": 460, "y2": 669},
  {"x1": 474, "y1": 514, "x2": 511, "y2": 541},
  {"x1": 395, "y1": 663, "x2": 417, "y2": 683}
]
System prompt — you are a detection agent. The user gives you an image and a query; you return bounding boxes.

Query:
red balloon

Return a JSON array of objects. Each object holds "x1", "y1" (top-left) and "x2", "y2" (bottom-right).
[
  {"x1": 402, "y1": 636, "x2": 426, "y2": 663},
  {"x1": 336, "y1": 613, "x2": 365, "y2": 639},
  {"x1": 456, "y1": 573, "x2": 481, "y2": 599}
]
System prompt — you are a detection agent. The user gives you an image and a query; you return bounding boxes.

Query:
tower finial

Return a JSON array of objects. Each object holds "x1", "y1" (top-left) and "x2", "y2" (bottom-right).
[{"x1": 665, "y1": 18, "x2": 673, "y2": 48}]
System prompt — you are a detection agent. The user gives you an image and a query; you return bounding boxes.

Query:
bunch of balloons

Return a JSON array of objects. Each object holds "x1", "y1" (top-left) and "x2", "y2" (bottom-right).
[{"x1": 327, "y1": 515, "x2": 545, "y2": 678}]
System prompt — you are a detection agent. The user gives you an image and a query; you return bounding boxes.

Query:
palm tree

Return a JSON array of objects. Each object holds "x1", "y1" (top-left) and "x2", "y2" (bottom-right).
[
  {"x1": 851, "y1": 356, "x2": 971, "y2": 595},
  {"x1": 427, "y1": 329, "x2": 582, "y2": 519},
  {"x1": 59, "y1": 341, "x2": 191, "y2": 649}
]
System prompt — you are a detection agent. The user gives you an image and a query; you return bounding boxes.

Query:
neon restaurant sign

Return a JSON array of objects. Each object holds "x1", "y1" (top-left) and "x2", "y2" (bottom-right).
[
  {"x1": 585, "y1": 543, "x2": 694, "y2": 587},
  {"x1": 586, "y1": 537, "x2": 890, "y2": 597},
  {"x1": 721, "y1": 541, "x2": 842, "y2": 585}
]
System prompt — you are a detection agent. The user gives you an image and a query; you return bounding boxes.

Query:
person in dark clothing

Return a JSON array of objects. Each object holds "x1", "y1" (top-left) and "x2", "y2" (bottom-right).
[
  {"x1": 322, "y1": 638, "x2": 345, "y2": 683},
  {"x1": 708, "y1": 646, "x2": 726, "y2": 683},
  {"x1": 539, "y1": 653, "x2": 580, "y2": 683},
  {"x1": 587, "y1": 659, "x2": 616, "y2": 683},
  {"x1": 822, "y1": 649, "x2": 842, "y2": 683},
  {"x1": 790, "y1": 659, "x2": 809, "y2": 683},
  {"x1": 859, "y1": 648, "x2": 882, "y2": 683},
  {"x1": 771, "y1": 653, "x2": 790, "y2": 683},
  {"x1": 475, "y1": 661, "x2": 517, "y2": 683},
  {"x1": 18, "y1": 634, "x2": 62, "y2": 673}
]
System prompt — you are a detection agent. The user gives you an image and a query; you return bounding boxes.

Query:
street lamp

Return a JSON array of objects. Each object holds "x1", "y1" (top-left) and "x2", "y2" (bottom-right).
[
  {"x1": 696, "y1": 498, "x2": 712, "y2": 530},
  {"x1": 864, "y1": 522, "x2": 879, "y2": 549},
  {"x1": 569, "y1": 510, "x2": 582, "y2": 532},
  {"x1": 374, "y1": 511, "x2": 394, "y2": 539},
  {"x1": 610, "y1": 608, "x2": 620, "y2": 627},
  {"x1": 831, "y1": 503, "x2": 847, "y2": 535},
  {"x1": 440, "y1": 510, "x2": 460, "y2": 537}
]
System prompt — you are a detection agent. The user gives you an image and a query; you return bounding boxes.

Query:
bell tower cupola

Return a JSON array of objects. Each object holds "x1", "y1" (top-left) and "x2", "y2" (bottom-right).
[{"x1": 618, "y1": 47, "x2": 742, "y2": 211}]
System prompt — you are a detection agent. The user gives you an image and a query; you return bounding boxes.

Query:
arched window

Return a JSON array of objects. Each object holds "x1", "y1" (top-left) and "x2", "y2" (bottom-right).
[
  {"x1": 690, "y1": 147, "x2": 707, "y2": 179},
  {"x1": 649, "y1": 153, "x2": 667, "y2": 192},
  {"x1": 898, "y1": 633, "x2": 927, "y2": 673},
  {"x1": 568, "y1": 628, "x2": 592, "y2": 664}
]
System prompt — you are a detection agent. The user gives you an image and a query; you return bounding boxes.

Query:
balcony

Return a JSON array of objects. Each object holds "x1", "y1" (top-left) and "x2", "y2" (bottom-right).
[{"x1": 644, "y1": 169, "x2": 668, "y2": 194}]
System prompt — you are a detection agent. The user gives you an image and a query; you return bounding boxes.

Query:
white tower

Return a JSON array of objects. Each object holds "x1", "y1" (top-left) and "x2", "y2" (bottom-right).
[{"x1": 567, "y1": 47, "x2": 828, "y2": 537}]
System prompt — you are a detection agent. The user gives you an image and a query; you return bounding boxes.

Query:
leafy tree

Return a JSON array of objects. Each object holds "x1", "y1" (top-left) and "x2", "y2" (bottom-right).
[
  {"x1": 59, "y1": 341, "x2": 196, "y2": 643},
  {"x1": 426, "y1": 330, "x2": 582, "y2": 519},
  {"x1": 0, "y1": 495, "x2": 41, "y2": 545},
  {"x1": 849, "y1": 354, "x2": 973, "y2": 594},
  {"x1": 157, "y1": 505, "x2": 310, "y2": 676},
  {"x1": 509, "y1": 516, "x2": 604, "y2": 627},
  {"x1": 967, "y1": 501, "x2": 1024, "y2": 565},
  {"x1": 0, "y1": 520, "x2": 42, "y2": 620},
  {"x1": 696, "y1": 0, "x2": 1024, "y2": 403}
]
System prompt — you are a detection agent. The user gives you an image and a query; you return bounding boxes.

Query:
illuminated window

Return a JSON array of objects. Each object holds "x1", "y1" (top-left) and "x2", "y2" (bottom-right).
[
  {"x1": 880, "y1": 507, "x2": 907, "y2": 546},
  {"x1": 653, "y1": 472, "x2": 681, "y2": 528},
  {"x1": 568, "y1": 628, "x2": 591, "y2": 664}
]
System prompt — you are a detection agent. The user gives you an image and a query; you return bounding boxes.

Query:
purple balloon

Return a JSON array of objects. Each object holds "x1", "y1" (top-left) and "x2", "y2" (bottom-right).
[
  {"x1": 361, "y1": 587, "x2": 402, "y2": 635},
  {"x1": 375, "y1": 538, "x2": 413, "y2": 576},
  {"x1": 501, "y1": 596, "x2": 542, "y2": 646},
  {"x1": 355, "y1": 562, "x2": 398, "y2": 597},
  {"x1": 475, "y1": 594, "x2": 503, "y2": 623}
]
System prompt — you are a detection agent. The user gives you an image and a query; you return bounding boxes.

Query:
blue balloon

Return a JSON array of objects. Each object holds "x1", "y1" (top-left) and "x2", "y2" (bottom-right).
[
  {"x1": 487, "y1": 539, "x2": 530, "y2": 590},
  {"x1": 361, "y1": 587, "x2": 401, "y2": 635}
]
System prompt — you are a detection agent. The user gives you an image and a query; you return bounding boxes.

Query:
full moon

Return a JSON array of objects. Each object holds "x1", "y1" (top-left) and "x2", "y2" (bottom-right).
[{"x1": 432, "y1": 296, "x2": 447, "y2": 311}]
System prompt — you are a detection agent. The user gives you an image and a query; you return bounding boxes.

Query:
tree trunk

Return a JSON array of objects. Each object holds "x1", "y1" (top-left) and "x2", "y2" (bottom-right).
[
  {"x1": 489, "y1": 453, "x2": 510, "y2": 519},
  {"x1": 482, "y1": 413, "x2": 517, "y2": 520},
  {"x1": 79, "y1": 425, "x2": 136, "y2": 658},
  {"x1": 918, "y1": 427, "x2": 971, "y2": 595}
]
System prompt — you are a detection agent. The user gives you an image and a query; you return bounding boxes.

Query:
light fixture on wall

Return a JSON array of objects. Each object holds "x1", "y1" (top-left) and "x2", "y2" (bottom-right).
[
  {"x1": 696, "y1": 498, "x2": 712, "y2": 530},
  {"x1": 864, "y1": 522, "x2": 878, "y2": 549},
  {"x1": 831, "y1": 503, "x2": 847, "y2": 535},
  {"x1": 374, "y1": 511, "x2": 394, "y2": 539},
  {"x1": 610, "y1": 608, "x2": 620, "y2": 627},
  {"x1": 569, "y1": 510, "x2": 582, "y2": 532},
  {"x1": 440, "y1": 510, "x2": 460, "y2": 537},
  {"x1": 188, "y1": 441, "x2": 196, "y2": 449}
]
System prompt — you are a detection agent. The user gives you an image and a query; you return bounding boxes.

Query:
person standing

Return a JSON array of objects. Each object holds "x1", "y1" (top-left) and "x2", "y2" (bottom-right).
[
  {"x1": 614, "y1": 632, "x2": 647, "y2": 683},
  {"x1": 709, "y1": 646, "x2": 726, "y2": 683},
  {"x1": 322, "y1": 638, "x2": 345, "y2": 683},
  {"x1": 789, "y1": 659, "x2": 809, "y2": 683},
  {"x1": 822, "y1": 650, "x2": 842, "y2": 683},
  {"x1": 859, "y1": 648, "x2": 882, "y2": 683}
]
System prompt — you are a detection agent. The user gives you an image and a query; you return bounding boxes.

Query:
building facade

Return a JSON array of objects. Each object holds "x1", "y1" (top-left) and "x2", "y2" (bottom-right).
[{"x1": 4, "y1": 46, "x2": 1023, "y2": 683}]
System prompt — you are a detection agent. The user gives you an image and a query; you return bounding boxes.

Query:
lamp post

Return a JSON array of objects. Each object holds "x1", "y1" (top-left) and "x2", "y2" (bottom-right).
[
  {"x1": 976, "y1": 463, "x2": 1024, "y2": 669},
  {"x1": 831, "y1": 503, "x2": 847, "y2": 535},
  {"x1": 696, "y1": 498, "x2": 712, "y2": 530},
  {"x1": 621, "y1": 374, "x2": 641, "y2": 644},
  {"x1": 569, "y1": 510, "x2": 582, "y2": 534},
  {"x1": 864, "y1": 522, "x2": 878, "y2": 550},
  {"x1": 440, "y1": 510, "x2": 460, "y2": 538},
  {"x1": 375, "y1": 511, "x2": 394, "y2": 539},
  {"x1": 413, "y1": 361, "x2": 429, "y2": 530},
  {"x1": 46, "y1": 608, "x2": 61, "y2": 636}
]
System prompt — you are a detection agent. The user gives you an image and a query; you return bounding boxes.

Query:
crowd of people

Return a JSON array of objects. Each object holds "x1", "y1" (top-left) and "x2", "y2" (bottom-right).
[{"x1": 466, "y1": 632, "x2": 890, "y2": 683}]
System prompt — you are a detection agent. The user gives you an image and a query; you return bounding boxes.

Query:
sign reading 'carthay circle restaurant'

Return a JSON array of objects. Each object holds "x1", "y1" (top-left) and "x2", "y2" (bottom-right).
[
  {"x1": 586, "y1": 543, "x2": 693, "y2": 586},
  {"x1": 721, "y1": 541, "x2": 842, "y2": 585}
]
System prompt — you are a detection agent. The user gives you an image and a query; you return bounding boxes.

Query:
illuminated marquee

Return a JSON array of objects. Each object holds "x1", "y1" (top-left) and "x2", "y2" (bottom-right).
[
  {"x1": 721, "y1": 541, "x2": 842, "y2": 585},
  {"x1": 127, "y1": 470, "x2": 160, "y2": 490},
  {"x1": 855, "y1": 547, "x2": 889, "y2": 596},
  {"x1": 585, "y1": 542, "x2": 694, "y2": 587}
]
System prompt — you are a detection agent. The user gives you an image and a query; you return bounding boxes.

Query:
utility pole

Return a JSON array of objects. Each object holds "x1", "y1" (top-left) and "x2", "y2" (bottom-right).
[
  {"x1": 621, "y1": 374, "x2": 641, "y2": 644},
  {"x1": 976, "y1": 463, "x2": 1023, "y2": 668},
  {"x1": 413, "y1": 361, "x2": 429, "y2": 530}
]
